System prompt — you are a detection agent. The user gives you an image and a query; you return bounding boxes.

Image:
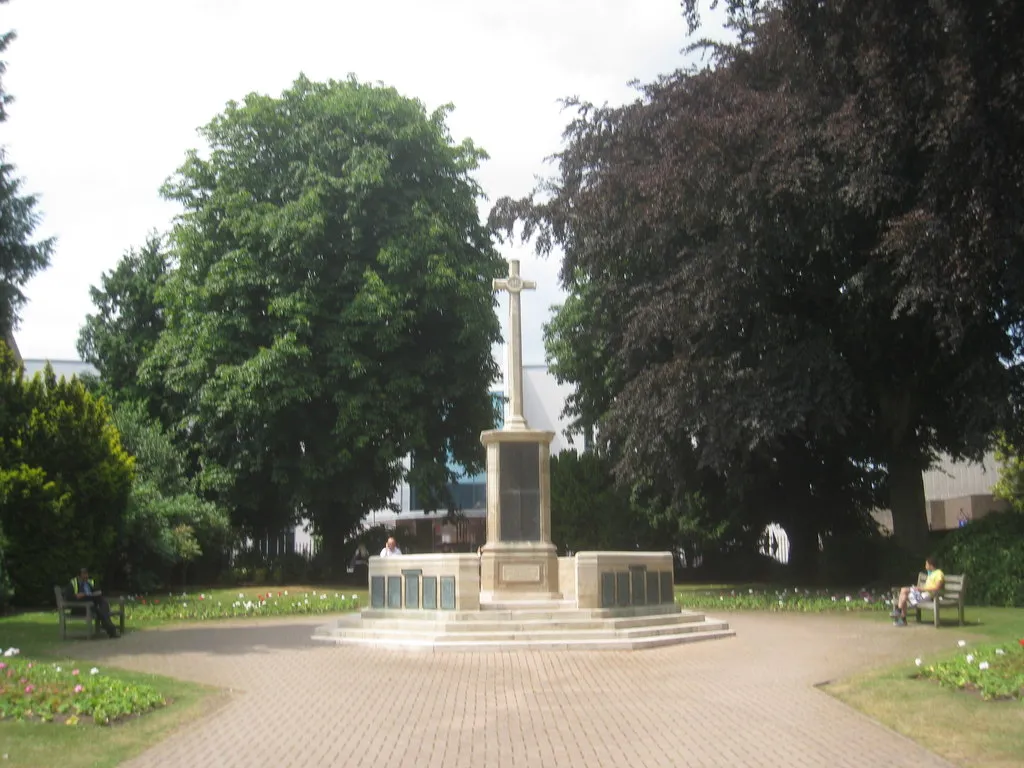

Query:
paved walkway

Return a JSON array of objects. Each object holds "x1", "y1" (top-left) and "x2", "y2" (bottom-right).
[{"x1": 61, "y1": 612, "x2": 963, "y2": 768}]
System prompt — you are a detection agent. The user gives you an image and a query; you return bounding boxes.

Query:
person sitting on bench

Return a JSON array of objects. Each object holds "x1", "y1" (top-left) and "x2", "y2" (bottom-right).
[
  {"x1": 64, "y1": 567, "x2": 119, "y2": 638},
  {"x1": 893, "y1": 556, "x2": 945, "y2": 627}
]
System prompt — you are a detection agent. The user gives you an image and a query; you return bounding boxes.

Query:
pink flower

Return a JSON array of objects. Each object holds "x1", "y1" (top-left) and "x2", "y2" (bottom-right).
[
  {"x1": 74, "y1": 684, "x2": 83, "y2": 693},
  {"x1": 71, "y1": 669, "x2": 80, "y2": 676},
  {"x1": 26, "y1": 663, "x2": 33, "y2": 669},
  {"x1": 24, "y1": 684, "x2": 34, "y2": 694},
  {"x1": 0, "y1": 662, "x2": 5, "y2": 670}
]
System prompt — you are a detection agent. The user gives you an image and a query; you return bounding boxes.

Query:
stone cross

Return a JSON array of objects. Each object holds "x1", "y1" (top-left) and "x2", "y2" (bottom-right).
[{"x1": 493, "y1": 259, "x2": 536, "y2": 431}]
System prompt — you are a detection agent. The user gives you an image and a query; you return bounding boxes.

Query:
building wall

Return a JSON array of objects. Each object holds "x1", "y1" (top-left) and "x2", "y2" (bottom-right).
[{"x1": 522, "y1": 365, "x2": 579, "y2": 456}]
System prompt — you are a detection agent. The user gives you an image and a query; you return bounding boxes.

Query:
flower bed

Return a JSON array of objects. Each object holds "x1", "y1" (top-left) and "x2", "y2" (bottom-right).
[
  {"x1": 675, "y1": 587, "x2": 892, "y2": 612},
  {"x1": 123, "y1": 590, "x2": 360, "y2": 623},
  {"x1": 914, "y1": 639, "x2": 1024, "y2": 701},
  {"x1": 0, "y1": 649, "x2": 165, "y2": 725}
]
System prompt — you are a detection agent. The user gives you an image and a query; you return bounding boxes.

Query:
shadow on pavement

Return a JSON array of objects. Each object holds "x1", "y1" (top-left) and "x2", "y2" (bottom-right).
[{"x1": 54, "y1": 619, "x2": 335, "y2": 659}]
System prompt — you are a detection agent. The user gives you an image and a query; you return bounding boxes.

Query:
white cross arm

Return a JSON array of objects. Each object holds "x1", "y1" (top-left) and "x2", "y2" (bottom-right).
[{"x1": 493, "y1": 277, "x2": 537, "y2": 293}]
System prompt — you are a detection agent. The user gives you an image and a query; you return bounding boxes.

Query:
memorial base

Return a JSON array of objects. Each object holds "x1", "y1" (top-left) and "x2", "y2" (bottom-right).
[{"x1": 479, "y1": 541, "x2": 560, "y2": 603}]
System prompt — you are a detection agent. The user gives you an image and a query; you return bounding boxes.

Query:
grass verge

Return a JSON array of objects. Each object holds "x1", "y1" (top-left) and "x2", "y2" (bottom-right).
[
  {"x1": 0, "y1": 668, "x2": 225, "y2": 768},
  {"x1": 825, "y1": 606, "x2": 1024, "y2": 768}
]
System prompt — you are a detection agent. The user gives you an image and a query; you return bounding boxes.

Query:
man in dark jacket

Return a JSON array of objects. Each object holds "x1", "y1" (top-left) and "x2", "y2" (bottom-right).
[{"x1": 64, "y1": 567, "x2": 119, "y2": 638}]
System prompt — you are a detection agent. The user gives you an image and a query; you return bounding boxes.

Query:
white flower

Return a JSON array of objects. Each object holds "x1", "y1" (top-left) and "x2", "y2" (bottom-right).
[
  {"x1": 90, "y1": 667, "x2": 99, "y2": 675},
  {"x1": 995, "y1": 649, "x2": 1005, "y2": 655},
  {"x1": 3, "y1": 648, "x2": 19, "y2": 657},
  {"x1": 55, "y1": 666, "x2": 62, "y2": 672},
  {"x1": 200, "y1": 593, "x2": 205, "y2": 599},
  {"x1": 748, "y1": 588, "x2": 754, "y2": 594},
  {"x1": 181, "y1": 602, "x2": 187, "y2": 607},
  {"x1": 778, "y1": 600, "x2": 784, "y2": 606},
  {"x1": 966, "y1": 654, "x2": 975, "y2": 663},
  {"x1": 284, "y1": 590, "x2": 289, "y2": 596},
  {"x1": 845, "y1": 595, "x2": 851, "y2": 602},
  {"x1": 915, "y1": 658, "x2": 922, "y2": 666},
  {"x1": 957, "y1": 640, "x2": 967, "y2": 647},
  {"x1": 238, "y1": 593, "x2": 244, "y2": 599},
  {"x1": 979, "y1": 662, "x2": 990, "y2": 670}
]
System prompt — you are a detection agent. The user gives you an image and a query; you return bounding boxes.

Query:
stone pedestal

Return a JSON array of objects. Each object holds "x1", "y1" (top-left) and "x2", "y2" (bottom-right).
[{"x1": 479, "y1": 428, "x2": 560, "y2": 602}]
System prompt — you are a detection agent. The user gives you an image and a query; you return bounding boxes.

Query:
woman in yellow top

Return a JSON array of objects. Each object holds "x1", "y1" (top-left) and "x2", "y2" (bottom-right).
[{"x1": 893, "y1": 556, "x2": 944, "y2": 626}]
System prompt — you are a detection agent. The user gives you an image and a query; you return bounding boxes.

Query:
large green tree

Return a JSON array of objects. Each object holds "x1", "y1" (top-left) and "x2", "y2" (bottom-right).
[
  {"x1": 0, "y1": 17, "x2": 53, "y2": 337},
  {"x1": 493, "y1": 0, "x2": 1023, "y2": 554},
  {"x1": 77, "y1": 234, "x2": 174, "y2": 421},
  {"x1": 145, "y1": 76, "x2": 504, "y2": 549}
]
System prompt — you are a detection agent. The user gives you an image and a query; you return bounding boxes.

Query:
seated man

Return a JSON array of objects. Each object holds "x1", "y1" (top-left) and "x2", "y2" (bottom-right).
[
  {"x1": 64, "y1": 567, "x2": 119, "y2": 638},
  {"x1": 379, "y1": 536, "x2": 402, "y2": 558},
  {"x1": 893, "y1": 556, "x2": 945, "y2": 626}
]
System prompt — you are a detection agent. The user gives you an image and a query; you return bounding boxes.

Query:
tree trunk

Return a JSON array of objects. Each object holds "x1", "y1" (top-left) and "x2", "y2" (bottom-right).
[
  {"x1": 887, "y1": 449, "x2": 930, "y2": 556},
  {"x1": 785, "y1": 516, "x2": 820, "y2": 584}
]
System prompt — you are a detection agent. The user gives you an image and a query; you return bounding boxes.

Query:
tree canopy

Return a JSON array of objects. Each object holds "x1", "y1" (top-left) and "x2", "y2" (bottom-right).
[
  {"x1": 77, "y1": 234, "x2": 173, "y2": 421},
  {"x1": 140, "y1": 76, "x2": 505, "y2": 548},
  {"x1": 0, "y1": 17, "x2": 53, "y2": 337},
  {"x1": 493, "y1": 0, "x2": 1024, "y2": 555}
]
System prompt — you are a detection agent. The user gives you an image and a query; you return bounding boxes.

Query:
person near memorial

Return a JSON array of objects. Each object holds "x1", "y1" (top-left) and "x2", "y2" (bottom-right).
[
  {"x1": 64, "y1": 567, "x2": 120, "y2": 638},
  {"x1": 380, "y1": 537, "x2": 402, "y2": 557},
  {"x1": 892, "y1": 556, "x2": 945, "y2": 626}
]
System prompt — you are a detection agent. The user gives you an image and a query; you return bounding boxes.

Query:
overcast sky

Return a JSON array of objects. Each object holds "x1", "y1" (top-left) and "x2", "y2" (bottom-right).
[{"x1": 3, "y1": 0, "x2": 725, "y2": 367}]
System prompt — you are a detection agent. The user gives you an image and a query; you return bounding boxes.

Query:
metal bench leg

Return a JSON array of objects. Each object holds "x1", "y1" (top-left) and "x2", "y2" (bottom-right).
[{"x1": 934, "y1": 603, "x2": 940, "y2": 627}]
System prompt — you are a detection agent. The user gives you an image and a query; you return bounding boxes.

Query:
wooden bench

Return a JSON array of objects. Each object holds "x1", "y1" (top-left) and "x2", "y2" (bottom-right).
[
  {"x1": 909, "y1": 572, "x2": 966, "y2": 627},
  {"x1": 54, "y1": 586, "x2": 125, "y2": 640}
]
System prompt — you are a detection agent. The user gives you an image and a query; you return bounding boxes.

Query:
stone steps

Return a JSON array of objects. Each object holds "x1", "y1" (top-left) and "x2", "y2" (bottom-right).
[
  {"x1": 359, "y1": 603, "x2": 684, "y2": 623},
  {"x1": 340, "y1": 611, "x2": 705, "y2": 634},
  {"x1": 313, "y1": 610, "x2": 734, "y2": 651},
  {"x1": 313, "y1": 624, "x2": 735, "y2": 652}
]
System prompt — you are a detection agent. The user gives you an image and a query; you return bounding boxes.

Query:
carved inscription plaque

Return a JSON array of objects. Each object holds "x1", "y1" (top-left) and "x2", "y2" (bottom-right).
[{"x1": 501, "y1": 564, "x2": 541, "y2": 583}]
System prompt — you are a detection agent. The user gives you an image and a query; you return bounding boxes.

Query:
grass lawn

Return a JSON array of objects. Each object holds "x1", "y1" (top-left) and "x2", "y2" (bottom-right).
[{"x1": 825, "y1": 606, "x2": 1024, "y2": 768}]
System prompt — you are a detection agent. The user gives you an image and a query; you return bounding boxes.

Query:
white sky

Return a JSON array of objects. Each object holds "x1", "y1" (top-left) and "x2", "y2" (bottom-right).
[{"x1": 3, "y1": 0, "x2": 725, "y2": 365}]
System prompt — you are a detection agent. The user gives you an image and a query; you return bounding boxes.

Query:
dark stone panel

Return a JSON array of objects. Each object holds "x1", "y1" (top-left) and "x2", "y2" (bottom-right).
[
  {"x1": 404, "y1": 572, "x2": 421, "y2": 610},
  {"x1": 440, "y1": 576, "x2": 456, "y2": 610},
  {"x1": 616, "y1": 572, "x2": 630, "y2": 607},
  {"x1": 660, "y1": 571, "x2": 674, "y2": 604},
  {"x1": 422, "y1": 576, "x2": 438, "y2": 610},
  {"x1": 387, "y1": 575, "x2": 402, "y2": 609},
  {"x1": 630, "y1": 566, "x2": 647, "y2": 606},
  {"x1": 646, "y1": 570, "x2": 660, "y2": 606},
  {"x1": 498, "y1": 442, "x2": 541, "y2": 541},
  {"x1": 600, "y1": 572, "x2": 616, "y2": 609},
  {"x1": 370, "y1": 576, "x2": 385, "y2": 609}
]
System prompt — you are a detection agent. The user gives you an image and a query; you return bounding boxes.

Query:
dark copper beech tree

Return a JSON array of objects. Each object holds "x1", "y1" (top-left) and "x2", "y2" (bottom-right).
[{"x1": 493, "y1": 0, "x2": 1024, "y2": 557}]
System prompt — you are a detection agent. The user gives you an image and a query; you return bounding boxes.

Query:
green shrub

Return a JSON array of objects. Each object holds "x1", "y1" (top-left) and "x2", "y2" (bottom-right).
[
  {"x1": 0, "y1": 354, "x2": 133, "y2": 606},
  {"x1": 915, "y1": 639, "x2": 1024, "y2": 701},
  {"x1": 934, "y1": 510, "x2": 1024, "y2": 607}
]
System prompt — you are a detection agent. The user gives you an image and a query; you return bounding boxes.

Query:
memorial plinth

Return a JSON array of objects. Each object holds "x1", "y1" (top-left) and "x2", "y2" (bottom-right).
[{"x1": 479, "y1": 428, "x2": 560, "y2": 603}]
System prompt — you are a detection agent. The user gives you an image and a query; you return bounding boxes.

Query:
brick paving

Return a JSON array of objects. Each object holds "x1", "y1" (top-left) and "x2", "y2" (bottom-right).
[{"x1": 60, "y1": 612, "x2": 963, "y2": 768}]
